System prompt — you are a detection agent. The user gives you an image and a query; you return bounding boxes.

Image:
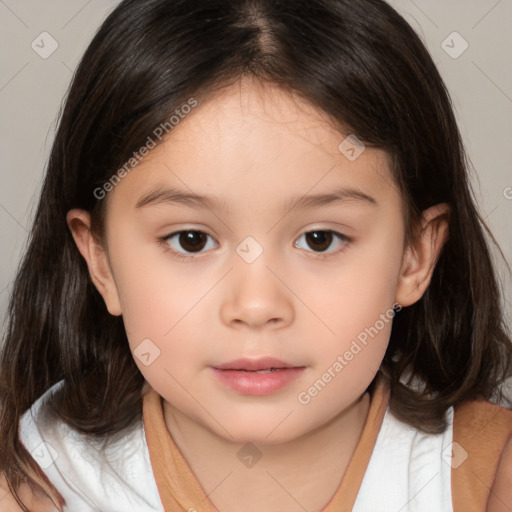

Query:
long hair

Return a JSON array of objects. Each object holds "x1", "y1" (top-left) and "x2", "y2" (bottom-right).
[{"x1": 1, "y1": 0, "x2": 511, "y2": 509}]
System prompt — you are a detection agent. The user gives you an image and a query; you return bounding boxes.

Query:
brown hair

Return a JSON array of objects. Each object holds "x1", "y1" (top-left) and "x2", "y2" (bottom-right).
[{"x1": 1, "y1": 0, "x2": 511, "y2": 509}]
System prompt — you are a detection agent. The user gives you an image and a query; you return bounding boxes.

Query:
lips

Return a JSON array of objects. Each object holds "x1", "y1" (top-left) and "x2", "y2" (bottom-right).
[
  {"x1": 213, "y1": 357, "x2": 302, "y2": 371},
  {"x1": 210, "y1": 357, "x2": 306, "y2": 395}
]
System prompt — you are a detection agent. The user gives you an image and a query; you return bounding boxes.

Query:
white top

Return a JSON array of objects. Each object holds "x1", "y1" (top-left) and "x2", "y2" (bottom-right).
[
  {"x1": 19, "y1": 380, "x2": 454, "y2": 512},
  {"x1": 354, "y1": 403, "x2": 453, "y2": 511}
]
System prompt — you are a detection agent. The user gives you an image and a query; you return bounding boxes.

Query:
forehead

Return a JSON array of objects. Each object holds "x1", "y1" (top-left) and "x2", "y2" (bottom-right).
[{"x1": 106, "y1": 77, "x2": 400, "y2": 214}]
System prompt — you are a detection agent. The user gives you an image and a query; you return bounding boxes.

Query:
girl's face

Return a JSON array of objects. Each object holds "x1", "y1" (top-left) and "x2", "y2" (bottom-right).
[{"x1": 74, "y1": 78, "x2": 438, "y2": 444}]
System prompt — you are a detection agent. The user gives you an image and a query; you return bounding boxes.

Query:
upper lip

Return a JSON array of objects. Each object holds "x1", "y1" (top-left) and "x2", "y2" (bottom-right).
[{"x1": 213, "y1": 357, "x2": 303, "y2": 371}]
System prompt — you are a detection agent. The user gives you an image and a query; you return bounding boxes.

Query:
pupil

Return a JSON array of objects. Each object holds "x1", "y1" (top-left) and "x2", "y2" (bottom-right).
[
  {"x1": 180, "y1": 231, "x2": 206, "y2": 252},
  {"x1": 306, "y1": 231, "x2": 332, "y2": 252}
]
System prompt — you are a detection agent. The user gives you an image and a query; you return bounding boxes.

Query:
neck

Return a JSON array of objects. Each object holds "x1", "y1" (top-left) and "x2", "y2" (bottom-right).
[{"x1": 163, "y1": 391, "x2": 370, "y2": 512}]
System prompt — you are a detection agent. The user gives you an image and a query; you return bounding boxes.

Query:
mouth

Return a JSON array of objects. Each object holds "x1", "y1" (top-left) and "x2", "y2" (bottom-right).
[
  {"x1": 232, "y1": 368, "x2": 285, "y2": 373},
  {"x1": 212, "y1": 356, "x2": 302, "y2": 372},
  {"x1": 210, "y1": 357, "x2": 306, "y2": 395}
]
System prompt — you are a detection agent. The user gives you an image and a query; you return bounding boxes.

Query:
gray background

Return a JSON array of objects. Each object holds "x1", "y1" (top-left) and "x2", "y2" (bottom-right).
[{"x1": 1, "y1": 0, "x2": 511, "y2": 338}]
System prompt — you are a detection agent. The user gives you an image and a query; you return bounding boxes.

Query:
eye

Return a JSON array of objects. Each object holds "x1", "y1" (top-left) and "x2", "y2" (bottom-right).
[
  {"x1": 294, "y1": 230, "x2": 350, "y2": 257},
  {"x1": 159, "y1": 228, "x2": 351, "y2": 261},
  {"x1": 159, "y1": 230, "x2": 217, "y2": 260}
]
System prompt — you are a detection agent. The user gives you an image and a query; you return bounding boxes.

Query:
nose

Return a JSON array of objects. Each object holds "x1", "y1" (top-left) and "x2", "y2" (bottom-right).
[{"x1": 219, "y1": 257, "x2": 294, "y2": 331}]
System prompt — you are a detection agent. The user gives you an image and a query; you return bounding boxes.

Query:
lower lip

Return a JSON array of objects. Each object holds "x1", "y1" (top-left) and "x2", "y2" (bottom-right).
[{"x1": 211, "y1": 367, "x2": 306, "y2": 395}]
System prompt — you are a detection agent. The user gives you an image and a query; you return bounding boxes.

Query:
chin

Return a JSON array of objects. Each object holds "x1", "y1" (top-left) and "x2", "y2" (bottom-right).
[{"x1": 211, "y1": 421, "x2": 306, "y2": 447}]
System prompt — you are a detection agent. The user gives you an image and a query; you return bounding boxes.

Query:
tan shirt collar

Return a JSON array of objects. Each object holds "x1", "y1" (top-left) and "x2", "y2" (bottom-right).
[{"x1": 142, "y1": 375, "x2": 390, "y2": 512}]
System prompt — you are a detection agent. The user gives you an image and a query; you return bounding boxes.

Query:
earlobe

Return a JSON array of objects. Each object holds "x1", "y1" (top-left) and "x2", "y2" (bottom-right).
[
  {"x1": 394, "y1": 203, "x2": 450, "y2": 307},
  {"x1": 66, "y1": 209, "x2": 122, "y2": 316}
]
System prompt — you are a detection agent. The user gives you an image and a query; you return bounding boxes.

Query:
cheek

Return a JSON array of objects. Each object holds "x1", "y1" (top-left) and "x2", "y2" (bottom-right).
[
  {"x1": 117, "y1": 277, "x2": 208, "y2": 395},
  {"x1": 108, "y1": 237, "x2": 210, "y2": 384},
  {"x1": 297, "y1": 224, "x2": 403, "y2": 341},
  {"x1": 291, "y1": 222, "x2": 403, "y2": 394}
]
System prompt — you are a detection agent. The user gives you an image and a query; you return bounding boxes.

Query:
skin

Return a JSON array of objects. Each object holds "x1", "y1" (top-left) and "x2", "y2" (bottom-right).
[
  {"x1": 0, "y1": 474, "x2": 59, "y2": 512},
  {"x1": 66, "y1": 76, "x2": 452, "y2": 512},
  {"x1": 488, "y1": 438, "x2": 512, "y2": 511}
]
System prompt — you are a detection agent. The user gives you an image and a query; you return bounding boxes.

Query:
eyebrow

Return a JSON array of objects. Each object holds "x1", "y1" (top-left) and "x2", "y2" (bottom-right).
[{"x1": 135, "y1": 185, "x2": 377, "y2": 213}]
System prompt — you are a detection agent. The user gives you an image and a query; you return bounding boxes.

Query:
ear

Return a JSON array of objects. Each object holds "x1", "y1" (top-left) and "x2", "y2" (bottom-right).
[
  {"x1": 395, "y1": 203, "x2": 451, "y2": 307},
  {"x1": 66, "y1": 209, "x2": 122, "y2": 316}
]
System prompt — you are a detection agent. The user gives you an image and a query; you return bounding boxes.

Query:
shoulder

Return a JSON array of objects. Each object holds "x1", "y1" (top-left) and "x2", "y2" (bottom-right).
[
  {"x1": 0, "y1": 473, "x2": 59, "y2": 512},
  {"x1": 16, "y1": 381, "x2": 68, "y2": 511},
  {"x1": 451, "y1": 398, "x2": 512, "y2": 512},
  {"x1": 453, "y1": 397, "x2": 512, "y2": 461},
  {"x1": 487, "y1": 435, "x2": 512, "y2": 512},
  {"x1": 454, "y1": 395, "x2": 512, "y2": 428},
  {"x1": 19, "y1": 381, "x2": 161, "y2": 511},
  {"x1": 19, "y1": 380, "x2": 66, "y2": 465}
]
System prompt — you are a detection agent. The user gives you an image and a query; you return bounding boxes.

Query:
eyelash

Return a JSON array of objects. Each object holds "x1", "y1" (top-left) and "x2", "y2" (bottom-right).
[{"x1": 157, "y1": 229, "x2": 352, "y2": 261}]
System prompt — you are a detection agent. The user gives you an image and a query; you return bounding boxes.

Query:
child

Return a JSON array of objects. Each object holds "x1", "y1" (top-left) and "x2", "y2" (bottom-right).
[{"x1": 1, "y1": 0, "x2": 511, "y2": 510}]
